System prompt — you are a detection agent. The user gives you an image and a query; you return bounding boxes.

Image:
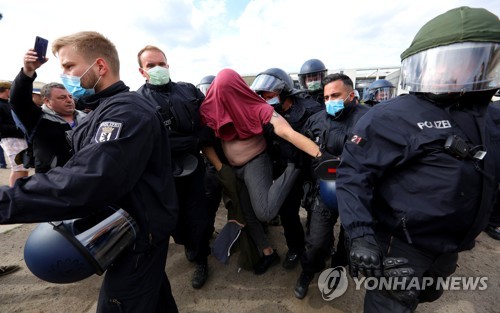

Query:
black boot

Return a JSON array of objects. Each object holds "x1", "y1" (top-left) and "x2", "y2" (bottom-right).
[
  {"x1": 294, "y1": 271, "x2": 314, "y2": 299},
  {"x1": 192, "y1": 263, "x2": 208, "y2": 289}
]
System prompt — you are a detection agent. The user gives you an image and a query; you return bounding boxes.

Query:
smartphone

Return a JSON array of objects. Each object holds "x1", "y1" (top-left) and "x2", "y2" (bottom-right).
[{"x1": 34, "y1": 36, "x2": 48, "y2": 62}]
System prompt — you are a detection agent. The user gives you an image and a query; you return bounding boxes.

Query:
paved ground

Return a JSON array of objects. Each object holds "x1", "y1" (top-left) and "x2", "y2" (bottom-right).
[{"x1": 0, "y1": 167, "x2": 498, "y2": 313}]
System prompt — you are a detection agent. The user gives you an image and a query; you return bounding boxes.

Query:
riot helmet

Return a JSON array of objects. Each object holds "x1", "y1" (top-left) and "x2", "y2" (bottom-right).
[
  {"x1": 24, "y1": 207, "x2": 137, "y2": 284},
  {"x1": 364, "y1": 79, "x2": 397, "y2": 105},
  {"x1": 196, "y1": 75, "x2": 215, "y2": 96},
  {"x1": 400, "y1": 7, "x2": 500, "y2": 94},
  {"x1": 298, "y1": 59, "x2": 327, "y2": 91},
  {"x1": 250, "y1": 68, "x2": 295, "y2": 103}
]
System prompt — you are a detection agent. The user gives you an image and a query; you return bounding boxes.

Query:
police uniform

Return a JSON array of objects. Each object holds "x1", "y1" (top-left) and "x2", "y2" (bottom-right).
[
  {"x1": 0, "y1": 81, "x2": 179, "y2": 312},
  {"x1": 137, "y1": 81, "x2": 212, "y2": 267},
  {"x1": 268, "y1": 93, "x2": 323, "y2": 264},
  {"x1": 337, "y1": 93, "x2": 500, "y2": 311},
  {"x1": 300, "y1": 101, "x2": 369, "y2": 275}
]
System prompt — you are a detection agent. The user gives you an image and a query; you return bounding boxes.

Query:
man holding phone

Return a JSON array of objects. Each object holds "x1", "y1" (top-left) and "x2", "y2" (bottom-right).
[{"x1": 10, "y1": 44, "x2": 87, "y2": 173}]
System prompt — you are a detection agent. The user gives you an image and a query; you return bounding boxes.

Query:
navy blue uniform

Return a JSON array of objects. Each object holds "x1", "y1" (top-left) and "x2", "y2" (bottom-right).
[
  {"x1": 0, "y1": 81, "x2": 179, "y2": 312},
  {"x1": 268, "y1": 93, "x2": 323, "y2": 259},
  {"x1": 137, "y1": 81, "x2": 211, "y2": 265},
  {"x1": 300, "y1": 102, "x2": 369, "y2": 274},
  {"x1": 337, "y1": 93, "x2": 500, "y2": 311}
]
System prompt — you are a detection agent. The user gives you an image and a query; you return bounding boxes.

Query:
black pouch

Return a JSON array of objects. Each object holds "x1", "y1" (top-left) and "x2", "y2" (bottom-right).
[{"x1": 15, "y1": 148, "x2": 35, "y2": 168}]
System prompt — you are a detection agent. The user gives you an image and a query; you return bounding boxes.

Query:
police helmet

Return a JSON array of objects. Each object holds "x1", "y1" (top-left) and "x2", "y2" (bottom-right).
[
  {"x1": 364, "y1": 79, "x2": 397, "y2": 104},
  {"x1": 250, "y1": 68, "x2": 295, "y2": 98},
  {"x1": 196, "y1": 75, "x2": 215, "y2": 96},
  {"x1": 319, "y1": 180, "x2": 338, "y2": 214},
  {"x1": 24, "y1": 207, "x2": 137, "y2": 284},
  {"x1": 400, "y1": 7, "x2": 500, "y2": 94},
  {"x1": 298, "y1": 59, "x2": 327, "y2": 91},
  {"x1": 314, "y1": 159, "x2": 340, "y2": 214}
]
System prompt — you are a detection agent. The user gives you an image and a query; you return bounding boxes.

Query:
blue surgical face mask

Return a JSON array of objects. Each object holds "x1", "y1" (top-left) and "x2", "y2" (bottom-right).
[
  {"x1": 147, "y1": 66, "x2": 170, "y2": 85},
  {"x1": 60, "y1": 60, "x2": 100, "y2": 100},
  {"x1": 266, "y1": 96, "x2": 280, "y2": 105},
  {"x1": 325, "y1": 94, "x2": 349, "y2": 116}
]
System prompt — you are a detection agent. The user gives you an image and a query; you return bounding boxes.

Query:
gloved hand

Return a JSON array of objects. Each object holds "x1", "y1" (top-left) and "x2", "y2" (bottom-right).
[
  {"x1": 349, "y1": 235, "x2": 383, "y2": 278},
  {"x1": 383, "y1": 257, "x2": 419, "y2": 310}
]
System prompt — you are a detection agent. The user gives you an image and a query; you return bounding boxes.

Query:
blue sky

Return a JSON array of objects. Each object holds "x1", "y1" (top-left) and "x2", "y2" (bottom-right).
[{"x1": 1, "y1": 0, "x2": 498, "y2": 90}]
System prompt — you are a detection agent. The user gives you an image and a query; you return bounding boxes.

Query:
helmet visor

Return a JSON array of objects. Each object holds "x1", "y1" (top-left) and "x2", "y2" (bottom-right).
[
  {"x1": 250, "y1": 73, "x2": 285, "y2": 93},
  {"x1": 400, "y1": 42, "x2": 500, "y2": 93},
  {"x1": 373, "y1": 87, "x2": 397, "y2": 101},
  {"x1": 198, "y1": 83, "x2": 211, "y2": 96}
]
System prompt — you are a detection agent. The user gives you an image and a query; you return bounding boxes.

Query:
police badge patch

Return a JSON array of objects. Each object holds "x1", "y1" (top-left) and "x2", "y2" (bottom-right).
[{"x1": 95, "y1": 121, "x2": 122, "y2": 143}]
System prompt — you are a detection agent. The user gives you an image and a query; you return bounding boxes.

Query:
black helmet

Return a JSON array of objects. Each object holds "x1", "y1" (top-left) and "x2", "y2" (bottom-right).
[
  {"x1": 196, "y1": 75, "x2": 215, "y2": 96},
  {"x1": 298, "y1": 59, "x2": 327, "y2": 91},
  {"x1": 364, "y1": 79, "x2": 397, "y2": 105},
  {"x1": 250, "y1": 68, "x2": 294, "y2": 98},
  {"x1": 24, "y1": 207, "x2": 137, "y2": 284}
]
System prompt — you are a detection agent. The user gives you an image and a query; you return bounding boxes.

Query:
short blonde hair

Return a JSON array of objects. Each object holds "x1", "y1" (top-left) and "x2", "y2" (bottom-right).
[{"x1": 52, "y1": 31, "x2": 120, "y2": 76}]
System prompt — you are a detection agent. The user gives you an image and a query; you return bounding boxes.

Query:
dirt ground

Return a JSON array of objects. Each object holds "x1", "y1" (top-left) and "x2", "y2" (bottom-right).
[{"x1": 0, "y1": 167, "x2": 498, "y2": 313}]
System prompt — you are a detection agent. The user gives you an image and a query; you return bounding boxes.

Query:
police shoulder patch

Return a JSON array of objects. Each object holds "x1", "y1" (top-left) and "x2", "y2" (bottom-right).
[
  {"x1": 348, "y1": 133, "x2": 366, "y2": 146},
  {"x1": 95, "y1": 121, "x2": 122, "y2": 143}
]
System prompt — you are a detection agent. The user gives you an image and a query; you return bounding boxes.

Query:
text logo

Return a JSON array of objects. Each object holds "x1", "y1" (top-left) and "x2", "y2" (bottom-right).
[
  {"x1": 317, "y1": 266, "x2": 348, "y2": 301},
  {"x1": 417, "y1": 120, "x2": 452, "y2": 130}
]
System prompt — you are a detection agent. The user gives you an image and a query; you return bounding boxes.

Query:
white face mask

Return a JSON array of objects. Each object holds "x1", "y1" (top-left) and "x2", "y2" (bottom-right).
[{"x1": 147, "y1": 66, "x2": 170, "y2": 85}]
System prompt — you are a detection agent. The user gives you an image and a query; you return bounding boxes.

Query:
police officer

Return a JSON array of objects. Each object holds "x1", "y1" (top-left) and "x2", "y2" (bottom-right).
[
  {"x1": 363, "y1": 78, "x2": 397, "y2": 107},
  {"x1": 298, "y1": 59, "x2": 328, "y2": 104},
  {"x1": 337, "y1": 7, "x2": 500, "y2": 312},
  {"x1": 251, "y1": 67, "x2": 323, "y2": 270},
  {"x1": 0, "y1": 31, "x2": 179, "y2": 312},
  {"x1": 136, "y1": 45, "x2": 211, "y2": 289},
  {"x1": 293, "y1": 73, "x2": 369, "y2": 299},
  {"x1": 197, "y1": 75, "x2": 223, "y2": 238}
]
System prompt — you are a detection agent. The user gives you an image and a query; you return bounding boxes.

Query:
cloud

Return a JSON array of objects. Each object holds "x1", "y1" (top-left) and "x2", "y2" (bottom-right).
[{"x1": 0, "y1": 0, "x2": 498, "y2": 91}]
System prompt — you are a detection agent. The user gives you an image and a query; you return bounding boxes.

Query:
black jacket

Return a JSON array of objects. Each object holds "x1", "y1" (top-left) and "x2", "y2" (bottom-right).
[
  {"x1": 10, "y1": 70, "x2": 87, "y2": 173},
  {"x1": 0, "y1": 98, "x2": 24, "y2": 139},
  {"x1": 337, "y1": 93, "x2": 500, "y2": 254},
  {"x1": 136, "y1": 81, "x2": 204, "y2": 155},
  {"x1": 0, "y1": 81, "x2": 178, "y2": 248}
]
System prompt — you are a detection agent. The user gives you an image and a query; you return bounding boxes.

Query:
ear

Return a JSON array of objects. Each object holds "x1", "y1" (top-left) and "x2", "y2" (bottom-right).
[
  {"x1": 95, "y1": 58, "x2": 108, "y2": 76},
  {"x1": 139, "y1": 67, "x2": 149, "y2": 80}
]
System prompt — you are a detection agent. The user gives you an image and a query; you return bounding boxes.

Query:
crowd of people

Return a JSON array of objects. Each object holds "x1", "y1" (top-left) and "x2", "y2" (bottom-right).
[{"x1": 0, "y1": 5, "x2": 499, "y2": 313}]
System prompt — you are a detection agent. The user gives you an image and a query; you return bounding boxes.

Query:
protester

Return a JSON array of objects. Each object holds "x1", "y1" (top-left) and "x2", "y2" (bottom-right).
[
  {"x1": 200, "y1": 68, "x2": 323, "y2": 274},
  {"x1": 10, "y1": 49, "x2": 86, "y2": 173},
  {"x1": 0, "y1": 81, "x2": 29, "y2": 186}
]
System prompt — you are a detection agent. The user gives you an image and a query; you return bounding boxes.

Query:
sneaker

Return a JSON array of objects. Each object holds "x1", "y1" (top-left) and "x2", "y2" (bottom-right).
[
  {"x1": 282, "y1": 250, "x2": 302, "y2": 270},
  {"x1": 254, "y1": 250, "x2": 280, "y2": 275},
  {"x1": 294, "y1": 271, "x2": 314, "y2": 299},
  {"x1": 0, "y1": 265, "x2": 20, "y2": 277},
  {"x1": 191, "y1": 263, "x2": 208, "y2": 289}
]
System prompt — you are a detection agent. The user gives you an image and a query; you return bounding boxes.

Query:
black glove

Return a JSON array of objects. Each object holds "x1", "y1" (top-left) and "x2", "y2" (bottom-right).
[
  {"x1": 382, "y1": 257, "x2": 419, "y2": 310},
  {"x1": 349, "y1": 235, "x2": 383, "y2": 278}
]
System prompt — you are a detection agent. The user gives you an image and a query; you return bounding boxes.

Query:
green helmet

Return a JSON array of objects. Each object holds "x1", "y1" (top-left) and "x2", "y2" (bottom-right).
[{"x1": 400, "y1": 6, "x2": 500, "y2": 93}]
